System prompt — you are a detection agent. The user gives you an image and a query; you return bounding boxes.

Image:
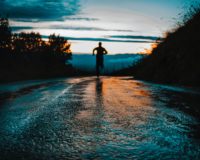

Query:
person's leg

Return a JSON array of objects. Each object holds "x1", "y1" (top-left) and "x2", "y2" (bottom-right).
[
  {"x1": 96, "y1": 64, "x2": 100, "y2": 77},
  {"x1": 99, "y1": 58, "x2": 104, "y2": 75}
]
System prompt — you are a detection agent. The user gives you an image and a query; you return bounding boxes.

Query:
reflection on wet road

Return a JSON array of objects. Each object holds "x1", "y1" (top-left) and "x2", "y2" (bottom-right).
[{"x1": 0, "y1": 77, "x2": 200, "y2": 159}]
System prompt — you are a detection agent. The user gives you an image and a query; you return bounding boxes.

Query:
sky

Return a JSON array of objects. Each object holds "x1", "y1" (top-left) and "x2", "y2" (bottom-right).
[{"x1": 1, "y1": 0, "x2": 199, "y2": 54}]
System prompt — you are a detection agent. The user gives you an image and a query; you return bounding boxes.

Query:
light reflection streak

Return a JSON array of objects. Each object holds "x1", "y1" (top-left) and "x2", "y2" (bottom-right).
[{"x1": 75, "y1": 77, "x2": 153, "y2": 134}]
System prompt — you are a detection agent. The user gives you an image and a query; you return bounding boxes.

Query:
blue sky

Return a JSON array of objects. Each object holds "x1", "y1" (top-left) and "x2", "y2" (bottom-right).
[{"x1": 1, "y1": 0, "x2": 199, "y2": 54}]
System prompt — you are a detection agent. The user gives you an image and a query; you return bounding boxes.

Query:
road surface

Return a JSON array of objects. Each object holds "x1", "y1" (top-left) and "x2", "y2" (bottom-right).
[{"x1": 0, "y1": 77, "x2": 200, "y2": 159}]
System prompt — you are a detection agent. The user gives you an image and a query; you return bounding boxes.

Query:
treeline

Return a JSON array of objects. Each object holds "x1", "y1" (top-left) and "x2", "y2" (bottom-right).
[
  {"x1": 121, "y1": 6, "x2": 200, "y2": 86},
  {"x1": 0, "y1": 18, "x2": 76, "y2": 82}
]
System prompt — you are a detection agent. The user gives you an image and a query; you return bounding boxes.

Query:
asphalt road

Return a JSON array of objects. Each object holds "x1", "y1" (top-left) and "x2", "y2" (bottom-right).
[{"x1": 0, "y1": 77, "x2": 200, "y2": 160}]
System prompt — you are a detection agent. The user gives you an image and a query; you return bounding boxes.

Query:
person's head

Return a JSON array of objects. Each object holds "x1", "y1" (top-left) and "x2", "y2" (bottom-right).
[{"x1": 98, "y1": 42, "x2": 102, "y2": 47}]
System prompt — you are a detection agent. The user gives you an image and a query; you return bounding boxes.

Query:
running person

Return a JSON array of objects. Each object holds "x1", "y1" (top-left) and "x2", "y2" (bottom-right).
[{"x1": 93, "y1": 42, "x2": 108, "y2": 77}]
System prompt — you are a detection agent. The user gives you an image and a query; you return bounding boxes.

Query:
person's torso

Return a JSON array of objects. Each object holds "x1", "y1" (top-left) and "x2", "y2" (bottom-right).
[{"x1": 96, "y1": 47, "x2": 105, "y2": 55}]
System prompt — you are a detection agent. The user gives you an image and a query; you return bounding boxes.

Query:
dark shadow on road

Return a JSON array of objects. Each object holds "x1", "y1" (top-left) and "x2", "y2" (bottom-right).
[{"x1": 0, "y1": 82, "x2": 57, "y2": 107}]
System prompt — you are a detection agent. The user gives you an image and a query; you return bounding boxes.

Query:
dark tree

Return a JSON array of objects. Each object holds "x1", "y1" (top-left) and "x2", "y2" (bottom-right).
[
  {"x1": 48, "y1": 34, "x2": 72, "y2": 55},
  {"x1": 0, "y1": 18, "x2": 11, "y2": 49},
  {"x1": 12, "y1": 32, "x2": 44, "y2": 54},
  {"x1": 0, "y1": 18, "x2": 75, "y2": 82}
]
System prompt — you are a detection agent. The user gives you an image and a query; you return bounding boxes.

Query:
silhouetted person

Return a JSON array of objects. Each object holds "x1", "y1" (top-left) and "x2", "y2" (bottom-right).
[{"x1": 93, "y1": 42, "x2": 108, "y2": 77}]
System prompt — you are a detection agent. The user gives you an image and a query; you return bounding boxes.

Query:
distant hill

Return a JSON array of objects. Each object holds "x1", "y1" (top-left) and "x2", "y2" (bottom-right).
[
  {"x1": 128, "y1": 8, "x2": 200, "y2": 86},
  {"x1": 69, "y1": 54, "x2": 144, "y2": 74}
]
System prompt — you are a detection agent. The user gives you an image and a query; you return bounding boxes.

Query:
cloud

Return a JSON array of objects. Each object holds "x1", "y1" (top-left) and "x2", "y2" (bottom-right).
[
  {"x1": 11, "y1": 26, "x2": 33, "y2": 31},
  {"x1": 64, "y1": 17, "x2": 99, "y2": 21},
  {"x1": 0, "y1": 0, "x2": 80, "y2": 21},
  {"x1": 109, "y1": 35, "x2": 162, "y2": 41},
  {"x1": 11, "y1": 24, "x2": 136, "y2": 32},
  {"x1": 54, "y1": 27, "x2": 135, "y2": 32},
  {"x1": 42, "y1": 35, "x2": 154, "y2": 43},
  {"x1": 44, "y1": 26, "x2": 135, "y2": 32}
]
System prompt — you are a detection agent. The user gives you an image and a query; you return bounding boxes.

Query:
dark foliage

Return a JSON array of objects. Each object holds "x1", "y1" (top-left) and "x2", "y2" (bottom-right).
[
  {"x1": 131, "y1": 7, "x2": 200, "y2": 86},
  {"x1": 0, "y1": 18, "x2": 76, "y2": 83}
]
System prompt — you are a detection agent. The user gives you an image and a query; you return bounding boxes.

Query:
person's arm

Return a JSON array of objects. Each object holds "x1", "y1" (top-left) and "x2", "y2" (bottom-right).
[
  {"x1": 104, "y1": 48, "x2": 108, "y2": 55},
  {"x1": 93, "y1": 48, "x2": 96, "y2": 55}
]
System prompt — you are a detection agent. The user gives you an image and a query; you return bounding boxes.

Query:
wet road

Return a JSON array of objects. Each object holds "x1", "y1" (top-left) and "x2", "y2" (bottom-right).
[{"x1": 0, "y1": 77, "x2": 200, "y2": 160}]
